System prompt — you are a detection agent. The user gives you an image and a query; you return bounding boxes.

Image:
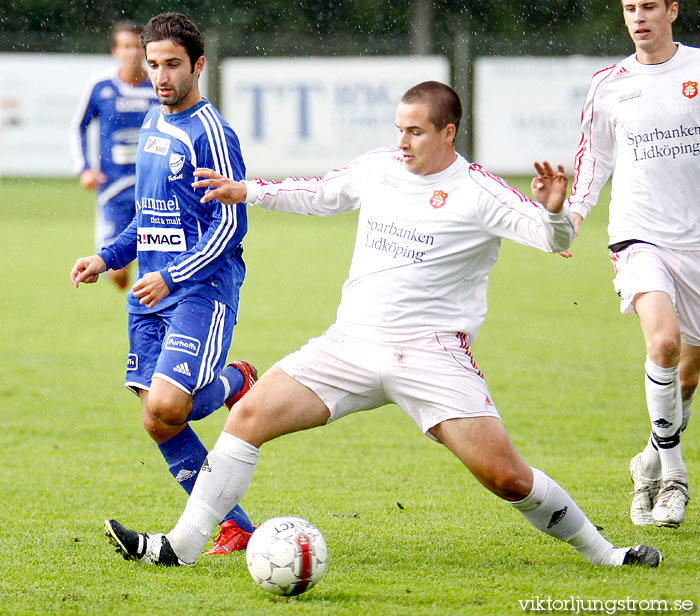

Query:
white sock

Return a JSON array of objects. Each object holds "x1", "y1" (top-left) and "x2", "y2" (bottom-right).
[
  {"x1": 167, "y1": 432, "x2": 259, "y2": 564},
  {"x1": 511, "y1": 468, "x2": 613, "y2": 564},
  {"x1": 644, "y1": 357, "x2": 686, "y2": 484},
  {"x1": 639, "y1": 435, "x2": 661, "y2": 480}
]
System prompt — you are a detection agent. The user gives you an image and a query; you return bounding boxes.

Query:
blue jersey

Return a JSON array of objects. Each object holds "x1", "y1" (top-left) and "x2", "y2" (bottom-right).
[
  {"x1": 70, "y1": 70, "x2": 159, "y2": 205},
  {"x1": 98, "y1": 99, "x2": 247, "y2": 316}
]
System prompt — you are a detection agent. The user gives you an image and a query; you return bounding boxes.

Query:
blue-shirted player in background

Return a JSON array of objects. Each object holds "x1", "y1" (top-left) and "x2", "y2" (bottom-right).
[
  {"x1": 70, "y1": 21, "x2": 159, "y2": 290},
  {"x1": 71, "y1": 13, "x2": 256, "y2": 555}
]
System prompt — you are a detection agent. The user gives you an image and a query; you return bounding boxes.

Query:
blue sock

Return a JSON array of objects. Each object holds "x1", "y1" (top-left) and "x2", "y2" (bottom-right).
[
  {"x1": 157, "y1": 425, "x2": 254, "y2": 532},
  {"x1": 188, "y1": 367, "x2": 245, "y2": 422}
]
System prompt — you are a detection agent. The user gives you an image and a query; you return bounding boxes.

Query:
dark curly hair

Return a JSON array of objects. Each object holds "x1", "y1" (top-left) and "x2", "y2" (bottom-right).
[{"x1": 141, "y1": 13, "x2": 204, "y2": 71}]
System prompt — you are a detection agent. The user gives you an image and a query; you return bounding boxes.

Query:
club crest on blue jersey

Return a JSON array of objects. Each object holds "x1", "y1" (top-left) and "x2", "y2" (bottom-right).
[
  {"x1": 165, "y1": 334, "x2": 201, "y2": 357},
  {"x1": 169, "y1": 153, "x2": 186, "y2": 175},
  {"x1": 127, "y1": 353, "x2": 138, "y2": 371},
  {"x1": 144, "y1": 136, "x2": 170, "y2": 156}
]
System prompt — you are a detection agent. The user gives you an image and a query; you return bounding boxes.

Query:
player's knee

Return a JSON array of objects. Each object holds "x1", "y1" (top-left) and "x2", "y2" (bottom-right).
[
  {"x1": 228, "y1": 396, "x2": 260, "y2": 427},
  {"x1": 148, "y1": 395, "x2": 188, "y2": 426},
  {"x1": 646, "y1": 334, "x2": 680, "y2": 366},
  {"x1": 141, "y1": 410, "x2": 174, "y2": 441},
  {"x1": 484, "y1": 466, "x2": 531, "y2": 501},
  {"x1": 225, "y1": 398, "x2": 274, "y2": 446}
]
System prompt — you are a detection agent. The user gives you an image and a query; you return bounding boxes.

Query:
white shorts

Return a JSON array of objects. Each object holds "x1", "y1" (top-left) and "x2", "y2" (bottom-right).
[
  {"x1": 610, "y1": 243, "x2": 700, "y2": 346},
  {"x1": 275, "y1": 324, "x2": 500, "y2": 442}
]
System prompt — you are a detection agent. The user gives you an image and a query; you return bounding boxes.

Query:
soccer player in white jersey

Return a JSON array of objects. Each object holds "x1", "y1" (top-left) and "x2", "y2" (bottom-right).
[
  {"x1": 71, "y1": 22, "x2": 159, "y2": 290},
  {"x1": 568, "y1": 0, "x2": 699, "y2": 528},
  {"x1": 71, "y1": 13, "x2": 258, "y2": 556},
  {"x1": 102, "y1": 81, "x2": 662, "y2": 568}
]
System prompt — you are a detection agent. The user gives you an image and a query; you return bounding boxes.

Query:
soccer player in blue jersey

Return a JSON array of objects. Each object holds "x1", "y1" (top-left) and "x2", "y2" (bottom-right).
[
  {"x1": 70, "y1": 13, "x2": 256, "y2": 555},
  {"x1": 71, "y1": 21, "x2": 159, "y2": 290}
]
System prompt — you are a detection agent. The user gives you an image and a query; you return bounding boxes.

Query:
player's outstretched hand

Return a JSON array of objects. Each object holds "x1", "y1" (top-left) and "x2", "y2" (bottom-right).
[
  {"x1": 71, "y1": 255, "x2": 107, "y2": 287},
  {"x1": 531, "y1": 161, "x2": 568, "y2": 214},
  {"x1": 132, "y1": 271, "x2": 170, "y2": 309},
  {"x1": 79, "y1": 169, "x2": 107, "y2": 191},
  {"x1": 192, "y1": 168, "x2": 247, "y2": 204}
]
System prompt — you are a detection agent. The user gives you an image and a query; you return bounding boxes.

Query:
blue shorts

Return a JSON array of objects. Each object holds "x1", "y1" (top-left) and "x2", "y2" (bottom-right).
[
  {"x1": 96, "y1": 188, "x2": 136, "y2": 250},
  {"x1": 125, "y1": 296, "x2": 235, "y2": 396}
]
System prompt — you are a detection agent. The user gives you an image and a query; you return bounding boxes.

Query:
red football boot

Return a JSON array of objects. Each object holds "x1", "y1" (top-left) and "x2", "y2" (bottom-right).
[
  {"x1": 224, "y1": 361, "x2": 258, "y2": 410},
  {"x1": 203, "y1": 521, "x2": 254, "y2": 555}
]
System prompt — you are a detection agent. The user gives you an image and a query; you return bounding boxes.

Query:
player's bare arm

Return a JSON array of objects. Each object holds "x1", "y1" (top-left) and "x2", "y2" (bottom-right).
[
  {"x1": 192, "y1": 168, "x2": 247, "y2": 204},
  {"x1": 71, "y1": 254, "x2": 107, "y2": 287},
  {"x1": 531, "y1": 160, "x2": 568, "y2": 213},
  {"x1": 132, "y1": 271, "x2": 170, "y2": 309}
]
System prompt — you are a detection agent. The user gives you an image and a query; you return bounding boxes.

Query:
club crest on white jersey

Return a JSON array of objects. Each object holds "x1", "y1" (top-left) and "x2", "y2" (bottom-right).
[
  {"x1": 682, "y1": 81, "x2": 698, "y2": 99},
  {"x1": 430, "y1": 190, "x2": 448, "y2": 209}
]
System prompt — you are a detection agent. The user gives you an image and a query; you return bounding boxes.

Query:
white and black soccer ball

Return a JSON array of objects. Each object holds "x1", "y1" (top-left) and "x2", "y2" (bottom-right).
[{"x1": 246, "y1": 516, "x2": 328, "y2": 596}]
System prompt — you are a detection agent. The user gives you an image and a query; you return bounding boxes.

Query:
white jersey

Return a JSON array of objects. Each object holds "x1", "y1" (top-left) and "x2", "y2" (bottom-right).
[
  {"x1": 245, "y1": 148, "x2": 573, "y2": 343},
  {"x1": 570, "y1": 43, "x2": 700, "y2": 249}
]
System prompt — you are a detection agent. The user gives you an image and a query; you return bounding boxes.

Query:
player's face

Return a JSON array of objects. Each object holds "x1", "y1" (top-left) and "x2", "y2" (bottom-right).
[
  {"x1": 146, "y1": 39, "x2": 204, "y2": 114},
  {"x1": 395, "y1": 102, "x2": 456, "y2": 176},
  {"x1": 621, "y1": 0, "x2": 677, "y2": 55},
  {"x1": 112, "y1": 31, "x2": 144, "y2": 73}
]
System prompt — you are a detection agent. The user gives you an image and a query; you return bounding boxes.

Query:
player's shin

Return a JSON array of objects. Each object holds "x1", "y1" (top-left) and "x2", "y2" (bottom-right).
[
  {"x1": 645, "y1": 357, "x2": 686, "y2": 483},
  {"x1": 166, "y1": 431, "x2": 259, "y2": 563},
  {"x1": 681, "y1": 394, "x2": 693, "y2": 433},
  {"x1": 511, "y1": 468, "x2": 613, "y2": 564},
  {"x1": 188, "y1": 372, "x2": 240, "y2": 421},
  {"x1": 158, "y1": 425, "x2": 207, "y2": 491}
]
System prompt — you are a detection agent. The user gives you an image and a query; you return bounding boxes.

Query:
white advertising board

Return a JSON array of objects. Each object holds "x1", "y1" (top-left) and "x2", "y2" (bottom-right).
[
  {"x1": 0, "y1": 53, "x2": 115, "y2": 177},
  {"x1": 220, "y1": 56, "x2": 451, "y2": 178},
  {"x1": 0, "y1": 53, "x2": 207, "y2": 178},
  {"x1": 474, "y1": 56, "x2": 620, "y2": 175}
]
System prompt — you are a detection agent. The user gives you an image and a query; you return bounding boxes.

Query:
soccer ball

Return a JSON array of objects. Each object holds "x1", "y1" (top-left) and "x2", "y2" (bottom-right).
[{"x1": 246, "y1": 516, "x2": 328, "y2": 596}]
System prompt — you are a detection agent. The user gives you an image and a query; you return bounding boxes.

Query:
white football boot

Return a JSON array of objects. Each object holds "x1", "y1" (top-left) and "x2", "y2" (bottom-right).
[
  {"x1": 629, "y1": 453, "x2": 662, "y2": 526},
  {"x1": 651, "y1": 481, "x2": 690, "y2": 528}
]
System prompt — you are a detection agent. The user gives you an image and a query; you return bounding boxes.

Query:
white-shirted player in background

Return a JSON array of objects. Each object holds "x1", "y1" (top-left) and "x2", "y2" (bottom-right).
[
  {"x1": 103, "y1": 81, "x2": 661, "y2": 568},
  {"x1": 71, "y1": 21, "x2": 159, "y2": 290},
  {"x1": 569, "y1": 0, "x2": 699, "y2": 528}
]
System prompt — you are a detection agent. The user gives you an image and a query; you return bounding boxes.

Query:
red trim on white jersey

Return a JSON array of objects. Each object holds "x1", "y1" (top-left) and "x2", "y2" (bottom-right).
[{"x1": 570, "y1": 64, "x2": 615, "y2": 203}]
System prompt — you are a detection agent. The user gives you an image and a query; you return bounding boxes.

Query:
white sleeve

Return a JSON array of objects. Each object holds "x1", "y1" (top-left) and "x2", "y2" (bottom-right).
[
  {"x1": 470, "y1": 165, "x2": 574, "y2": 253},
  {"x1": 569, "y1": 67, "x2": 616, "y2": 220},
  {"x1": 243, "y1": 163, "x2": 361, "y2": 217}
]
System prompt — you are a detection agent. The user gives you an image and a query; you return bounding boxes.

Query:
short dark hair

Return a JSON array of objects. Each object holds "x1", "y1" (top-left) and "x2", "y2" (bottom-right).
[
  {"x1": 111, "y1": 21, "x2": 141, "y2": 46},
  {"x1": 141, "y1": 13, "x2": 204, "y2": 71},
  {"x1": 400, "y1": 81, "x2": 462, "y2": 136}
]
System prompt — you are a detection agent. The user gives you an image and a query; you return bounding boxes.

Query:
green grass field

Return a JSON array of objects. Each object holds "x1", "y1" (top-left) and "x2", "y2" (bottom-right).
[{"x1": 0, "y1": 177, "x2": 697, "y2": 615}]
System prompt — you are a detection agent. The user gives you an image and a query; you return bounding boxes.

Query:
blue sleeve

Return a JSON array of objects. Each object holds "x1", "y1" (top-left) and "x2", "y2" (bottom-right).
[
  {"x1": 161, "y1": 125, "x2": 247, "y2": 290},
  {"x1": 98, "y1": 216, "x2": 138, "y2": 270},
  {"x1": 71, "y1": 84, "x2": 99, "y2": 175},
  {"x1": 161, "y1": 200, "x2": 247, "y2": 290}
]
